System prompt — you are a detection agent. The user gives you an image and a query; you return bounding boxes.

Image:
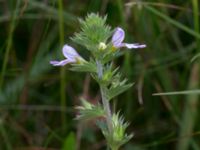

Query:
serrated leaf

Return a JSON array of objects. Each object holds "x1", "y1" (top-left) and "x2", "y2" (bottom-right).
[
  {"x1": 76, "y1": 99, "x2": 105, "y2": 121},
  {"x1": 107, "y1": 83, "x2": 134, "y2": 101},
  {"x1": 97, "y1": 113, "x2": 133, "y2": 150}
]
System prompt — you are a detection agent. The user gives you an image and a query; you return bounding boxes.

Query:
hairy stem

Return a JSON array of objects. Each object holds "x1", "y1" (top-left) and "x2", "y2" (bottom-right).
[
  {"x1": 96, "y1": 61, "x2": 113, "y2": 133},
  {"x1": 100, "y1": 85, "x2": 113, "y2": 133}
]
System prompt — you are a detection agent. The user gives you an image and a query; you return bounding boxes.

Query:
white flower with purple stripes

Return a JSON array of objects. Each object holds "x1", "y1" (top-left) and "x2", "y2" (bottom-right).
[
  {"x1": 112, "y1": 27, "x2": 146, "y2": 49},
  {"x1": 50, "y1": 44, "x2": 84, "y2": 66}
]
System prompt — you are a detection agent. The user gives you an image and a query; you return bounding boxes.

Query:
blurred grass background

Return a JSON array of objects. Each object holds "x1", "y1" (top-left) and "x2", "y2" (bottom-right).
[{"x1": 0, "y1": 0, "x2": 200, "y2": 150}]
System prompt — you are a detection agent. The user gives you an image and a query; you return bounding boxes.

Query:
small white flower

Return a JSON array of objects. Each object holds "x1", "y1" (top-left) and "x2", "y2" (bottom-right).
[
  {"x1": 50, "y1": 44, "x2": 84, "y2": 66},
  {"x1": 112, "y1": 27, "x2": 146, "y2": 49}
]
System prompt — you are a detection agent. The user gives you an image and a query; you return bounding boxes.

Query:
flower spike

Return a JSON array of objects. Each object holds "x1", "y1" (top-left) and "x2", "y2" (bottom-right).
[
  {"x1": 112, "y1": 27, "x2": 146, "y2": 49},
  {"x1": 50, "y1": 44, "x2": 84, "y2": 66}
]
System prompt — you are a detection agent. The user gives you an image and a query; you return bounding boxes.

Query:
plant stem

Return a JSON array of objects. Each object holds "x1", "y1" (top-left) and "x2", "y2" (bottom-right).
[
  {"x1": 100, "y1": 85, "x2": 113, "y2": 133},
  {"x1": 0, "y1": 0, "x2": 20, "y2": 88},
  {"x1": 0, "y1": 122, "x2": 12, "y2": 150},
  {"x1": 177, "y1": 0, "x2": 199, "y2": 150},
  {"x1": 96, "y1": 61, "x2": 113, "y2": 133},
  {"x1": 58, "y1": 0, "x2": 66, "y2": 129}
]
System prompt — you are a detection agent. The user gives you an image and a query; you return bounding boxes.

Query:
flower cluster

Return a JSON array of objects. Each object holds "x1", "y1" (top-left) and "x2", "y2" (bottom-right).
[{"x1": 50, "y1": 27, "x2": 145, "y2": 66}]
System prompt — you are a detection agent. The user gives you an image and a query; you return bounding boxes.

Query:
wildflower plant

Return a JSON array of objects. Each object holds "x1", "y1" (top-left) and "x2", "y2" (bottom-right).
[{"x1": 50, "y1": 13, "x2": 146, "y2": 150}]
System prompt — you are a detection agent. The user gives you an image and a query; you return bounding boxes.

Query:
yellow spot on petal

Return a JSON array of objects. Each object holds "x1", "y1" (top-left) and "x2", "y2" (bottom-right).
[
  {"x1": 111, "y1": 46, "x2": 117, "y2": 52},
  {"x1": 75, "y1": 57, "x2": 85, "y2": 64}
]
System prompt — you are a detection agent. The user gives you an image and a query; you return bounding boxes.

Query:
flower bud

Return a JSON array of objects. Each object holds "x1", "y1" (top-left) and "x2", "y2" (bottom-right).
[{"x1": 98, "y1": 42, "x2": 107, "y2": 50}]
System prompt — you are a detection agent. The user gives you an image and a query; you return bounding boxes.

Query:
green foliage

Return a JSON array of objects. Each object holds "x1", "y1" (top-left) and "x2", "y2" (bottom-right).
[
  {"x1": 62, "y1": 132, "x2": 76, "y2": 150},
  {"x1": 1, "y1": 0, "x2": 200, "y2": 150},
  {"x1": 76, "y1": 98, "x2": 105, "y2": 121},
  {"x1": 191, "y1": 52, "x2": 200, "y2": 62},
  {"x1": 107, "y1": 82, "x2": 133, "y2": 101},
  {"x1": 153, "y1": 89, "x2": 200, "y2": 96},
  {"x1": 97, "y1": 112, "x2": 133, "y2": 150},
  {"x1": 72, "y1": 13, "x2": 112, "y2": 53},
  {"x1": 70, "y1": 59, "x2": 97, "y2": 73}
]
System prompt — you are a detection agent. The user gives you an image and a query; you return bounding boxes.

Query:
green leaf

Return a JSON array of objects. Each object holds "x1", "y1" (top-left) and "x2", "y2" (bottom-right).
[
  {"x1": 70, "y1": 61, "x2": 97, "y2": 73},
  {"x1": 153, "y1": 89, "x2": 200, "y2": 96},
  {"x1": 62, "y1": 132, "x2": 76, "y2": 150},
  {"x1": 191, "y1": 53, "x2": 200, "y2": 62},
  {"x1": 97, "y1": 113, "x2": 133, "y2": 150},
  {"x1": 107, "y1": 83, "x2": 133, "y2": 101},
  {"x1": 76, "y1": 98, "x2": 105, "y2": 121}
]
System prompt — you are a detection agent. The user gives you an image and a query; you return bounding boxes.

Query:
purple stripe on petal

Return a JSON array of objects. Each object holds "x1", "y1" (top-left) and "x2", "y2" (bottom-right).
[
  {"x1": 62, "y1": 44, "x2": 80, "y2": 60},
  {"x1": 123, "y1": 43, "x2": 146, "y2": 49},
  {"x1": 112, "y1": 27, "x2": 125, "y2": 47}
]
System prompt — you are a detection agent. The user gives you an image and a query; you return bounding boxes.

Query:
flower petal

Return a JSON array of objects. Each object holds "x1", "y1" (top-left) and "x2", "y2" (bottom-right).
[
  {"x1": 122, "y1": 43, "x2": 146, "y2": 49},
  {"x1": 50, "y1": 59, "x2": 75, "y2": 66},
  {"x1": 112, "y1": 27, "x2": 125, "y2": 47},
  {"x1": 62, "y1": 44, "x2": 80, "y2": 60}
]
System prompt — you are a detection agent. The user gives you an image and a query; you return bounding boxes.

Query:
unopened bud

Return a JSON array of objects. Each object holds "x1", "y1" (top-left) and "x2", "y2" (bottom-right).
[{"x1": 99, "y1": 42, "x2": 107, "y2": 50}]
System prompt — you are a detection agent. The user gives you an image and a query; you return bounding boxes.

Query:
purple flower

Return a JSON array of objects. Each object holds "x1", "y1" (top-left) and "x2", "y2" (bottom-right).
[
  {"x1": 50, "y1": 44, "x2": 84, "y2": 66},
  {"x1": 112, "y1": 27, "x2": 146, "y2": 49}
]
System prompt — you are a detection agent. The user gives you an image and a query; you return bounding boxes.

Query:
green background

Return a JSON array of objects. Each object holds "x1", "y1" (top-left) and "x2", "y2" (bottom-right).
[{"x1": 0, "y1": 0, "x2": 199, "y2": 150}]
